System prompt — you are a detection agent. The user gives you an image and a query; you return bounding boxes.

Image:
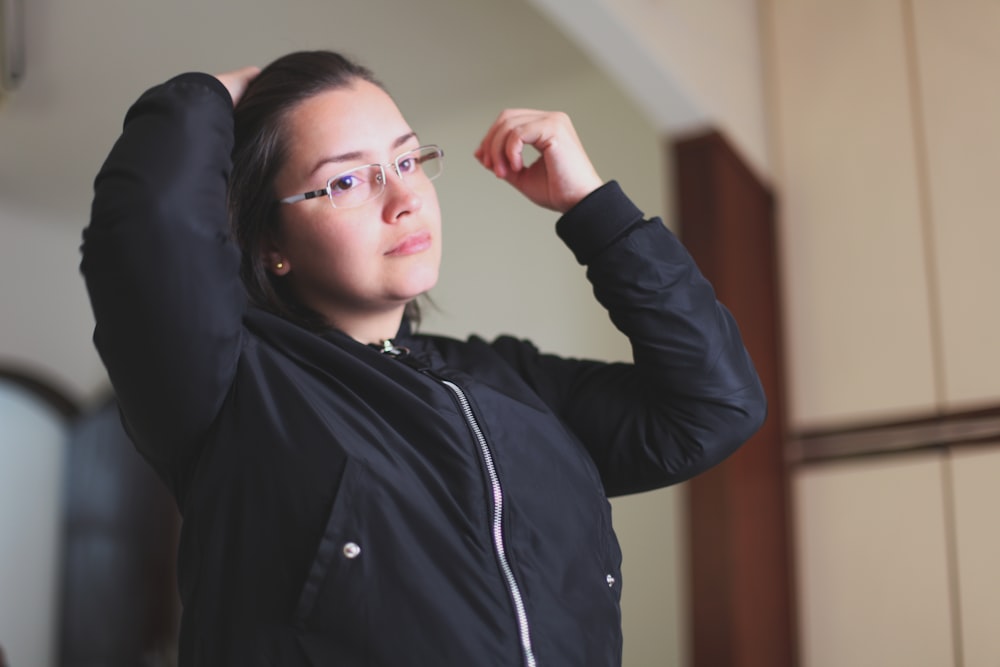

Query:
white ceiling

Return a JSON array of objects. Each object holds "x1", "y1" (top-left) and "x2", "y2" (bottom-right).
[{"x1": 0, "y1": 0, "x2": 593, "y2": 224}]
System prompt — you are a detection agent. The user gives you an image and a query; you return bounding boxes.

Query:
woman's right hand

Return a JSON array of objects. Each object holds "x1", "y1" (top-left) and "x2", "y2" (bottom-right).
[
  {"x1": 474, "y1": 109, "x2": 603, "y2": 214},
  {"x1": 214, "y1": 66, "x2": 261, "y2": 107}
]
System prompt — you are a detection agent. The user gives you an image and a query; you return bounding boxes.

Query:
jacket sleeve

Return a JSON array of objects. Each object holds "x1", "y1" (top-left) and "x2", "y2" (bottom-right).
[
  {"x1": 80, "y1": 73, "x2": 245, "y2": 475},
  {"x1": 490, "y1": 181, "x2": 766, "y2": 497}
]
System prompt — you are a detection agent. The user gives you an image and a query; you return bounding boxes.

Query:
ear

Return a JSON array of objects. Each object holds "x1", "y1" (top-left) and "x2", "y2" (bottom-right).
[{"x1": 261, "y1": 238, "x2": 290, "y2": 276}]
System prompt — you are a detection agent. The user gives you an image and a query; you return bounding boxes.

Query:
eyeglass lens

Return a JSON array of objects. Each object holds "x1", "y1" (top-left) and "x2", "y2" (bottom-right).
[{"x1": 328, "y1": 146, "x2": 443, "y2": 208}]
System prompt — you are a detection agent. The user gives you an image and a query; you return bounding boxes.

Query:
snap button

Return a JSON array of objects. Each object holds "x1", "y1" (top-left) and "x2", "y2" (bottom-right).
[
  {"x1": 342, "y1": 542, "x2": 361, "y2": 559},
  {"x1": 606, "y1": 574, "x2": 615, "y2": 588}
]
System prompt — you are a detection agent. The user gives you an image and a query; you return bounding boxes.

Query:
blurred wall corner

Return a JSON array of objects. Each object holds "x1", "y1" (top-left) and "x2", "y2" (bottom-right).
[{"x1": 0, "y1": 365, "x2": 81, "y2": 421}]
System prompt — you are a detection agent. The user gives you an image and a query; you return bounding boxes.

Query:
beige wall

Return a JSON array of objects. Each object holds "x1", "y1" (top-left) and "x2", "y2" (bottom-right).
[
  {"x1": 527, "y1": 0, "x2": 772, "y2": 177},
  {"x1": 0, "y1": 202, "x2": 107, "y2": 399},
  {"x1": 606, "y1": 0, "x2": 771, "y2": 175}
]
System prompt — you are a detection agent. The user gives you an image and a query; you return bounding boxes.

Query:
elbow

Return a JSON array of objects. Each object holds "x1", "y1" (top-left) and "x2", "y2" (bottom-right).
[
  {"x1": 674, "y1": 379, "x2": 769, "y2": 480},
  {"x1": 725, "y1": 377, "x2": 768, "y2": 453},
  {"x1": 704, "y1": 379, "x2": 768, "y2": 467},
  {"x1": 742, "y1": 378, "x2": 768, "y2": 443}
]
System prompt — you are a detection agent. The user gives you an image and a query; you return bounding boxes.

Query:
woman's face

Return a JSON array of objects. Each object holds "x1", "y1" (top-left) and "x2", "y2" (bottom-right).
[{"x1": 270, "y1": 80, "x2": 442, "y2": 331}]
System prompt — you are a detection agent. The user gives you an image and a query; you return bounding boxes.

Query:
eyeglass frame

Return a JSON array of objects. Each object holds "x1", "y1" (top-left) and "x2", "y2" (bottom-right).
[{"x1": 276, "y1": 144, "x2": 444, "y2": 209}]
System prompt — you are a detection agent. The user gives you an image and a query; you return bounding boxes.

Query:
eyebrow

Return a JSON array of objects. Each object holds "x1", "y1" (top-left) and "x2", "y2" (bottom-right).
[{"x1": 308, "y1": 132, "x2": 419, "y2": 177}]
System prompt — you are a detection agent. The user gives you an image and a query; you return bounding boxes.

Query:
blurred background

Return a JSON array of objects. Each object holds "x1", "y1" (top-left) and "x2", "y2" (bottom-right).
[{"x1": 1, "y1": 1, "x2": 998, "y2": 666}]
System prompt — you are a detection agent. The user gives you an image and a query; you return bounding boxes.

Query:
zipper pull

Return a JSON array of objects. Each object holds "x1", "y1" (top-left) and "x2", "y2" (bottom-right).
[
  {"x1": 376, "y1": 338, "x2": 432, "y2": 371},
  {"x1": 379, "y1": 339, "x2": 410, "y2": 357}
]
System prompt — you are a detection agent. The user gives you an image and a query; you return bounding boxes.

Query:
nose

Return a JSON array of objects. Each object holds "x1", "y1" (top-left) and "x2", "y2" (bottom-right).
[{"x1": 380, "y1": 169, "x2": 423, "y2": 224}]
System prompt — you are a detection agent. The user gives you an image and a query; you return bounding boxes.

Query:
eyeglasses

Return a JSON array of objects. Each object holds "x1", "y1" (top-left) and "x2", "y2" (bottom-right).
[{"x1": 277, "y1": 144, "x2": 444, "y2": 209}]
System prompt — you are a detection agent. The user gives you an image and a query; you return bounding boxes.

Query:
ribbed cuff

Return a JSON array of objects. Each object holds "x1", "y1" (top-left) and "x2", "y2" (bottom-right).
[
  {"x1": 162, "y1": 72, "x2": 233, "y2": 107},
  {"x1": 555, "y1": 181, "x2": 646, "y2": 265}
]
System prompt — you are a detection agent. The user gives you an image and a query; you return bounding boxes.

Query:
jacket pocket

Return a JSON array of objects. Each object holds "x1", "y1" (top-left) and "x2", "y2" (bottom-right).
[{"x1": 293, "y1": 456, "x2": 369, "y2": 626}]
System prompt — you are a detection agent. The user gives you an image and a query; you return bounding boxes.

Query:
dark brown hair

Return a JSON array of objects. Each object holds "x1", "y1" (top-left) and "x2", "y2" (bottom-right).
[{"x1": 229, "y1": 50, "x2": 421, "y2": 332}]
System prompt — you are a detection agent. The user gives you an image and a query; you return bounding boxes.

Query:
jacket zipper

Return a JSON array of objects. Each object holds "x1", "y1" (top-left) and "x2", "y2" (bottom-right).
[
  {"x1": 440, "y1": 378, "x2": 538, "y2": 667},
  {"x1": 380, "y1": 340, "x2": 538, "y2": 667}
]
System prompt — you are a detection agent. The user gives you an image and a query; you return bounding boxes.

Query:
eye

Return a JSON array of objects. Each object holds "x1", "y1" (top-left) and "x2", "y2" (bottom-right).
[
  {"x1": 323, "y1": 165, "x2": 382, "y2": 207},
  {"x1": 330, "y1": 172, "x2": 362, "y2": 194},
  {"x1": 397, "y1": 154, "x2": 420, "y2": 175}
]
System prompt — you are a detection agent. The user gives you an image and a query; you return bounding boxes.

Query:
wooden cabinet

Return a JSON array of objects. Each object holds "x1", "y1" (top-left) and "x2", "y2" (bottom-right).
[
  {"x1": 793, "y1": 451, "x2": 956, "y2": 667},
  {"x1": 793, "y1": 442, "x2": 1000, "y2": 667},
  {"x1": 768, "y1": 1, "x2": 938, "y2": 428},
  {"x1": 950, "y1": 445, "x2": 1000, "y2": 665},
  {"x1": 910, "y1": 1, "x2": 1000, "y2": 410},
  {"x1": 761, "y1": 3, "x2": 1000, "y2": 665},
  {"x1": 766, "y1": 1, "x2": 1000, "y2": 427}
]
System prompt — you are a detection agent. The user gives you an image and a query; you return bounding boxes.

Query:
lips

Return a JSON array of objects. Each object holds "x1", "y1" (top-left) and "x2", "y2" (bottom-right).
[{"x1": 385, "y1": 231, "x2": 432, "y2": 256}]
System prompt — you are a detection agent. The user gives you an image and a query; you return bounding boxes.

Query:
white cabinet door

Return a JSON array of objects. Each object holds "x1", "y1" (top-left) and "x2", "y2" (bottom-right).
[
  {"x1": 768, "y1": 1, "x2": 937, "y2": 428},
  {"x1": 911, "y1": 1, "x2": 1000, "y2": 410},
  {"x1": 950, "y1": 445, "x2": 1000, "y2": 666},
  {"x1": 793, "y1": 451, "x2": 955, "y2": 667}
]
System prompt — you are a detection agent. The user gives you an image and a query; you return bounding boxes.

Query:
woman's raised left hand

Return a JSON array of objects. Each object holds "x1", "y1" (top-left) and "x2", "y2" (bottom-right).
[
  {"x1": 474, "y1": 109, "x2": 603, "y2": 214},
  {"x1": 214, "y1": 66, "x2": 261, "y2": 107}
]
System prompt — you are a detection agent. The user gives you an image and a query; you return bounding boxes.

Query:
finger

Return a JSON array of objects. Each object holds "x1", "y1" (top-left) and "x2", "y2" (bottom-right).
[
  {"x1": 475, "y1": 110, "x2": 514, "y2": 172},
  {"x1": 486, "y1": 112, "x2": 515, "y2": 177},
  {"x1": 505, "y1": 118, "x2": 561, "y2": 176},
  {"x1": 474, "y1": 134, "x2": 495, "y2": 171},
  {"x1": 503, "y1": 132, "x2": 525, "y2": 174},
  {"x1": 487, "y1": 110, "x2": 541, "y2": 177},
  {"x1": 476, "y1": 110, "x2": 514, "y2": 174},
  {"x1": 474, "y1": 130, "x2": 494, "y2": 172},
  {"x1": 476, "y1": 109, "x2": 550, "y2": 177}
]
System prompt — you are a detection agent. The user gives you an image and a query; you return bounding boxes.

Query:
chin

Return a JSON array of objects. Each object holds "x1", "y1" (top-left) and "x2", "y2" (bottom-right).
[{"x1": 401, "y1": 263, "x2": 440, "y2": 297}]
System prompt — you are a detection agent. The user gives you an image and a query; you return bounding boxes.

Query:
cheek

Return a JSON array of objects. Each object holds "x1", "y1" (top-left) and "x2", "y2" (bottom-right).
[
  {"x1": 424, "y1": 192, "x2": 443, "y2": 236},
  {"x1": 312, "y1": 230, "x2": 378, "y2": 280},
  {"x1": 284, "y1": 212, "x2": 363, "y2": 263},
  {"x1": 427, "y1": 187, "x2": 442, "y2": 216}
]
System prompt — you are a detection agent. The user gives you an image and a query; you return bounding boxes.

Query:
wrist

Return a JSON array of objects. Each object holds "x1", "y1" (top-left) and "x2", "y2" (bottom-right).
[{"x1": 559, "y1": 177, "x2": 604, "y2": 213}]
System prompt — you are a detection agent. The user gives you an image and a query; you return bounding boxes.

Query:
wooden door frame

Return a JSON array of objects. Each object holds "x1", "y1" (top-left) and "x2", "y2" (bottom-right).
[{"x1": 673, "y1": 129, "x2": 797, "y2": 667}]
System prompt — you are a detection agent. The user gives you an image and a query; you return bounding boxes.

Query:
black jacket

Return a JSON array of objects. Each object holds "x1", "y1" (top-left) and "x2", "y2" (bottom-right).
[{"x1": 81, "y1": 73, "x2": 766, "y2": 667}]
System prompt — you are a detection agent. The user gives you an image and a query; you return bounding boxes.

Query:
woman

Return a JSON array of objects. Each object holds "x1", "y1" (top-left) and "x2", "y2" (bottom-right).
[{"x1": 82, "y1": 50, "x2": 765, "y2": 666}]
